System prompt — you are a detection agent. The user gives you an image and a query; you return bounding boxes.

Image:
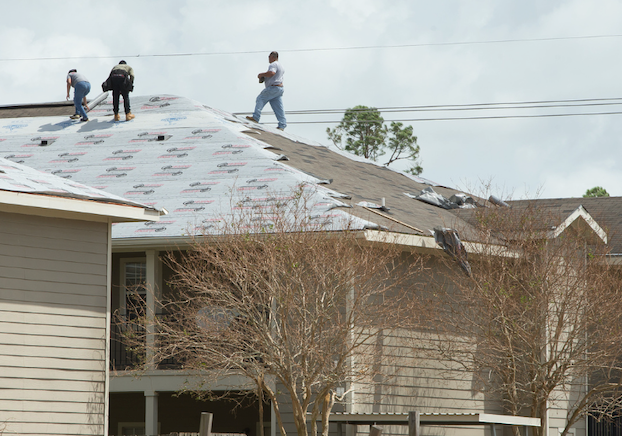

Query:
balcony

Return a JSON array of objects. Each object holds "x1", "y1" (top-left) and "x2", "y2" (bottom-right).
[{"x1": 110, "y1": 314, "x2": 182, "y2": 371}]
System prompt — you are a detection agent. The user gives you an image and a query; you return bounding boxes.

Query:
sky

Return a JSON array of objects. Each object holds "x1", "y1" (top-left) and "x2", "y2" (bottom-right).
[{"x1": 2, "y1": 0, "x2": 622, "y2": 200}]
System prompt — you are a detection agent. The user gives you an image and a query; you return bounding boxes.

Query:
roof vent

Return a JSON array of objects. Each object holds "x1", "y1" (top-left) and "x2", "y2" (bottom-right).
[
  {"x1": 157, "y1": 135, "x2": 166, "y2": 141},
  {"x1": 40, "y1": 140, "x2": 49, "y2": 146},
  {"x1": 357, "y1": 200, "x2": 390, "y2": 212}
]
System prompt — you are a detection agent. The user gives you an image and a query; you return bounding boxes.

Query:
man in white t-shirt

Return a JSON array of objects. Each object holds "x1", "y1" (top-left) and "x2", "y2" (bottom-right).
[{"x1": 246, "y1": 51, "x2": 287, "y2": 130}]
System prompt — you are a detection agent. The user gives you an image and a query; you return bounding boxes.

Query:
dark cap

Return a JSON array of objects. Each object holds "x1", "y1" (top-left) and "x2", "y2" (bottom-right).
[
  {"x1": 119, "y1": 60, "x2": 127, "y2": 64},
  {"x1": 68, "y1": 69, "x2": 77, "y2": 73}
]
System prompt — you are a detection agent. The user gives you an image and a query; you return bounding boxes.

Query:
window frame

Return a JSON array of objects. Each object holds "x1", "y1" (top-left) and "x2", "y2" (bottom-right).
[{"x1": 120, "y1": 257, "x2": 147, "y2": 320}]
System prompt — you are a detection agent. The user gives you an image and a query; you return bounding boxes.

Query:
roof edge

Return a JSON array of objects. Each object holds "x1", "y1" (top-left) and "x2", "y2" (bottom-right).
[
  {"x1": 0, "y1": 101, "x2": 74, "y2": 110},
  {"x1": 549, "y1": 205, "x2": 608, "y2": 243},
  {"x1": 0, "y1": 190, "x2": 161, "y2": 223}
]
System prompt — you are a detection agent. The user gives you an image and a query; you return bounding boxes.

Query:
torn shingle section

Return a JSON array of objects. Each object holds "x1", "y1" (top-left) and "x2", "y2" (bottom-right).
[
  {"x1": 434, "y1": 227, "x2": 472, "y2": 276},
  {"x1": 407, "y1": 187, "x2": 478, "y2": 210},
  {"x1": 357, "y1": 200, "x2": 390, "y2": 212}
]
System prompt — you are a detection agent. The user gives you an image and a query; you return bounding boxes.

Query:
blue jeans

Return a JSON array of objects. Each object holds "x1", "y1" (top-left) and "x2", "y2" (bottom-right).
[
  {"x1": 73, "y1": 81, "x2": 91, "y2": 119},
  {"x1": 253, "y1": 86, "x2": 286, "y2": 129}
]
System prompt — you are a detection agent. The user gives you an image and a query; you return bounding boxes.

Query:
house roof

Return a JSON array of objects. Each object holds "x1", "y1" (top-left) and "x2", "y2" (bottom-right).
[
  {"x1": 0, "y1": 94, "x2": 479, "y2": 244},
  {"x1": 507, "y1": 197, "x2": 622, "y2": 254},
  {"x1": 0, "y1": 94, "x2": 619, "y2": 254}
]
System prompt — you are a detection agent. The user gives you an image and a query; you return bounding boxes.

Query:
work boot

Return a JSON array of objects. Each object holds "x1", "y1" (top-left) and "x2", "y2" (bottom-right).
[
  {"x1": 113, "y1": 113, "x2": 121, "y2": 122},
  {"x1": 126, "y1": 112, "x2": 135, "y2": 121}
]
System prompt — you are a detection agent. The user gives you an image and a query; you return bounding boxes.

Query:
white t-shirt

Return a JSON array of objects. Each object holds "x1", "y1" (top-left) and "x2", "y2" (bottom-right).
[{"x1": 265, "y1": 61, "x2": 284, "y2": 87}]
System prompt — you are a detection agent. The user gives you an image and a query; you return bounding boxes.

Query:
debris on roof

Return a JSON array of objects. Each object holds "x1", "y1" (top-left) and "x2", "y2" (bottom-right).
[
  {"x1": 489, "y1": 195, "x2": 510, "y2": 207},
  {"x1": 357, "y1": 200, "x2": 390, "y2": 212},
  {"x1": 449, "y1": 193, "x2": 477, "y2": 208},
  {"x1": 408, "y1": 187, "x2": 477, "y2": 210},
  {"x1": 434, "y1": 227, "x2": 472, "y2": 276}
]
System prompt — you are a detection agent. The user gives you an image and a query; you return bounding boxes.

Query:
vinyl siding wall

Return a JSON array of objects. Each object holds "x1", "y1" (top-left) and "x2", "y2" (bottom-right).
[
  {"x1": 349, "y1": 330, "x2": 497, "y2": 436},
  {"x1": 0, "y1": 211, "x2": 109, "y2": 436},
  {"x1": 273, "y1": 253, "x2": 584, "y2": 436}
]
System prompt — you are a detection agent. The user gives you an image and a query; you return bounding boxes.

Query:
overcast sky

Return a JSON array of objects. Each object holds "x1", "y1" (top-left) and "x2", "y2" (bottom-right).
[{"x1": 2, "y1": 0, "x2": 621, "y2": 200}]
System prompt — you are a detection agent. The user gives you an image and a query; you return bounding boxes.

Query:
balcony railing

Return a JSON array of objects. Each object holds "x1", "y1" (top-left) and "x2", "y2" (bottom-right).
[{"x1": 110, "y1": 314, "x2": 182, "y2": 371}]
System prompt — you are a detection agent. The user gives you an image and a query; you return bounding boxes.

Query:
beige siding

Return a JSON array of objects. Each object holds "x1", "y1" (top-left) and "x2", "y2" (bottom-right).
[
  {"x1": 0, "y1": 212, "x2": 109, "y2": 436},
  {"x1": 549, "y1": 381, "x2": 587, "y2": 436},
  {"x1": 347, "y1": 330, "x2": 496, "y2": 436}
]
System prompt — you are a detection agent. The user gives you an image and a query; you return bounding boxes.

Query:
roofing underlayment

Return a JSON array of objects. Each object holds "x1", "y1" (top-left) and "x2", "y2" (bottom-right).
[
  {"x1": 0, "y1": 155, "x2": 159, "y2": 212},
  {"x1": 0, "y1": 95, "x2": 404, "y2": 239}
]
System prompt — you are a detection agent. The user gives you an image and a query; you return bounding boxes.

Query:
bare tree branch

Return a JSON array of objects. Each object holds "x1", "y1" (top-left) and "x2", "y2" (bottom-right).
[
  {"x1": 122, "y1": 186, "x2": 427, "y2": 436},
  {"x1": 431, "y1": 201, "x2": 622, "y2": 436}
]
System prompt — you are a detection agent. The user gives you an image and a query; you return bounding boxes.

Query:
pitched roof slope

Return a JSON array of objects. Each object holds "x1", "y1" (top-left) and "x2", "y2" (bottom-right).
[
  {"x1": 0, "y1": 156, "x2": 155, "y2": 207},
  {"x1": 240, "y1": 127, "x2": 473, "y2": 236},
  {"x1": 0, "y1": 155, "x2": 159, "y2": 222},
  {"x1": 0, "y1": 94, "x2": 476, "y2": 241}
]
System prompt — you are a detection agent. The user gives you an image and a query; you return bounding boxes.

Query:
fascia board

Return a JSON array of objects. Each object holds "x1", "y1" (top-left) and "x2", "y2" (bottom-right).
[
  {"x1": 114, "y1": 230, "x2": 518, "y2": 259},
  {"x1": 112, "y1": 235, "x2": 195, "y2": 251},
  {"x1": 0, "y1": 190, "x2": 161, "y2": 223},
  {"x1": 110, "y1": 370, "x2": 252, "y2": 392},
  {"x1": 112, "y1": 232, "x2": 443, "y2": 254},
  {"x1": 362, "y1": 230, "x2": 439, "y2": 253},
  {"x1": 549, "y1": 205, "x2": 607, "y2": 243},
  {"x1": 362, "y1": 229, "x2": 517, "y2": 257}
]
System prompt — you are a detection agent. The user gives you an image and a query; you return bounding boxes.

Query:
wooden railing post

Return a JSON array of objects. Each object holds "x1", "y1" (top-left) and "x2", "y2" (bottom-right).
[
  {"x1": 408, "y1": 412, "x2": 420, "y2": 436},
  {"x1": 199, "y1": 412, "x2": 213, "y2": 436}
]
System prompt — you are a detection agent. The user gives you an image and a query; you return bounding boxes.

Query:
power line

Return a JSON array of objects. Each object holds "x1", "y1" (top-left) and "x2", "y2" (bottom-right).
[
  {"x1": 278, "y1": 97, "x2": 622, "y2": 116},
  {"x1": 234, "y1": 97, "x2": 622, "y2": 124},
  {"x1": 280, "y1": 33, "x2": 622, "y2": 52},
  {"x1": 279, "y1": 111, "x2": 622, "y2": 124},
  {"x1": 2, "y1": 34, "x2": 622, "y2": 62}
]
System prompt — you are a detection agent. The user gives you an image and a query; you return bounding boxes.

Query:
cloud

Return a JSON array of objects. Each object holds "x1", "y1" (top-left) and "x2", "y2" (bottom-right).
[{"x1": 1, "y1": 0, "x2": 621, "y2": 199}]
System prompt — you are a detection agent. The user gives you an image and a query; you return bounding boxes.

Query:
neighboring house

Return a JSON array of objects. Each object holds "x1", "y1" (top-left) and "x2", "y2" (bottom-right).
[
  {"x1": 0, "y1": 94, "x2": 619, "y2": 436},
  {"x1": 0, "y1": 157, "x2": 160, "y2": 436}
]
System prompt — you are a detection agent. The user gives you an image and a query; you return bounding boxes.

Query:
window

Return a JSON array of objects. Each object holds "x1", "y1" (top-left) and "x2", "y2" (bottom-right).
[{"x1": 121, "y1": 258, "x2": 147, "y2": 320}]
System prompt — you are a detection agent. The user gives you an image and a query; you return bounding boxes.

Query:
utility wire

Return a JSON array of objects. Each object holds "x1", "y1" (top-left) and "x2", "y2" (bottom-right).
[
  {"x1": 280, "y1": 99, "x2": 622, "y2": 116},
  {"x1": 234, "y1": 97, "x2": 622, "y2": 123},
  {"x1": 278, "y1": 111, "x2": 622, "y2": 124},
  {"x1": 2, "y1": 34, "x2": 622, "y2": 62}
]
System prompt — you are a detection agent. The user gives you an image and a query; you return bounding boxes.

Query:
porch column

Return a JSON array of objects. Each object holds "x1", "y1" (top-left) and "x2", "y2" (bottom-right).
[
  {"x1": 145, "y1": 390, "x2": 159, "y2": 436},
  {"x1": 145, "y1": 250, "x2": 161, "y2": 369},
  {"x1": 408, "y1": 411, "x2": 420, "y2": 436}
]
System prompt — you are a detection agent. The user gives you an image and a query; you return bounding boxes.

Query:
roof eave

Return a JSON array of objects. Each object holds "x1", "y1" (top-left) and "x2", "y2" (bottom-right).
[{"x1": 0, "y1": 191, "x2": 161, "y2": 223}]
